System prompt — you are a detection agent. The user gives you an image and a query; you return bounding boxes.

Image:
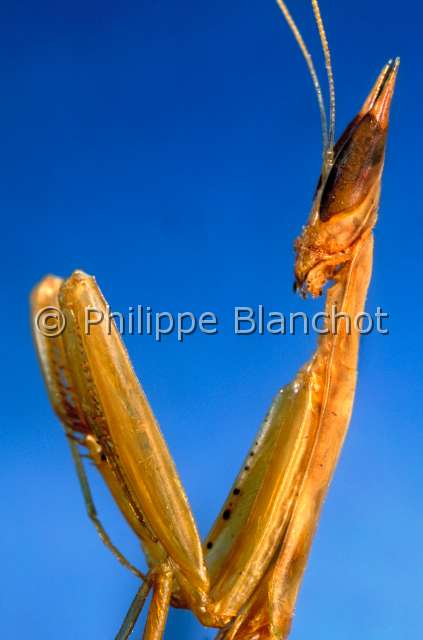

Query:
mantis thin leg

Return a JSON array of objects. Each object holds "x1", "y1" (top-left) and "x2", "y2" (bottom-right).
[
  {"x1": 143, "y1": 565, "x2": 173, "y2": 640},
  {"x1": 67, "y1": 435, "x2": 147, "y2": 581},
  {"x1": 115, "y1": 579, "x2": 152, "y2": 640}
]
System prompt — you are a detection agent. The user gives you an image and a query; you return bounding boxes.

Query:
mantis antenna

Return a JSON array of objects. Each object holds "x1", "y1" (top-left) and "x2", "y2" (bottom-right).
[
  {"x1": 276, "y1": 0, "x2": 328, "y2": 160},
  {"x1": 311, "y1": 0, "x2": 336, "y2": 164},
  {"x1": 276, "y1": 0, "x2": 336, "y2": 177}
]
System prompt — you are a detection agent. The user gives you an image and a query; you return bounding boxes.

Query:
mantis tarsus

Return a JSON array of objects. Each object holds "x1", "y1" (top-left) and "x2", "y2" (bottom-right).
[{"x1": 31, "y1": 2, "x2": 398, "y2": 638}]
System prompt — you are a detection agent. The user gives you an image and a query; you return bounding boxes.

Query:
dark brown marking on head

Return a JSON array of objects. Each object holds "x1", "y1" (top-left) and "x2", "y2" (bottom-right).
[{"x1": 319, "y1": 113, "x2": 387, "y2": 222}]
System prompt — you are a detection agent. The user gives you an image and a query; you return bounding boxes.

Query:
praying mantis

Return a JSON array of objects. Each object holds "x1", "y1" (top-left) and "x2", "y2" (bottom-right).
[{"x1": 30, "y1": 1, "x2": 398, "y2": 638}]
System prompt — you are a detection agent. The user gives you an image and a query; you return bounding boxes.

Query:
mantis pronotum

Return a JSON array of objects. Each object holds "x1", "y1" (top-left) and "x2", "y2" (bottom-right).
[{"x1": 31, "y1": 2, "x2": 398, "y2": 638}]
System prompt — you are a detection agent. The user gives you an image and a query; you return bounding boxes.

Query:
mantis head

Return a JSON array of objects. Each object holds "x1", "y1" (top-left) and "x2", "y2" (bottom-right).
[{"x1": 294, "y1": 57, "x2": 399, "y2": 297}]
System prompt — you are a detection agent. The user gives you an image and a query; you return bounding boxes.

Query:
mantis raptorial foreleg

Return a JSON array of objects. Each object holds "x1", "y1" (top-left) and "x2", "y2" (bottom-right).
[
  {"x1": 31, "y1": 277, "x2": 147, "y2": 582},
  {"x1": 215, "y1": 234, "x2": 374, "y2": 639},
  {"x1": 204, "y1": 371, "x2": 319, "y2": 617}
]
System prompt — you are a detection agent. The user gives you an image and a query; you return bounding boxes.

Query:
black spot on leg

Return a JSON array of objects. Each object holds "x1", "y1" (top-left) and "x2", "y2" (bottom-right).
[
  {"x1": 233, "y1": 488, "x2": 240, "y2": 496},
  {"x1": 244, "y1": 465, "x2": 250, "y2": 471},
  {"x1": 100, "y1": 453, "x2": 107, "y2": 462},
  {"x1": 206, "y1": 541, "x2": 213, "y2": 549},
  {"x1": 222, "y1": 509, "x2": 231, "y2": 520}
]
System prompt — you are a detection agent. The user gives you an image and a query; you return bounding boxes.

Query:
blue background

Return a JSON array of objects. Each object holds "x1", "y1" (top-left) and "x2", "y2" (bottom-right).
[{"x1": 1, "y1": 1, "x2": 421, "y2": 638}]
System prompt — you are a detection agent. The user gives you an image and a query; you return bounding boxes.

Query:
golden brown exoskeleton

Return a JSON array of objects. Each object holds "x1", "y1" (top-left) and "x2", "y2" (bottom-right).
[{"x1": 30, "y1": 2, "x2": 398, "y2": 639}]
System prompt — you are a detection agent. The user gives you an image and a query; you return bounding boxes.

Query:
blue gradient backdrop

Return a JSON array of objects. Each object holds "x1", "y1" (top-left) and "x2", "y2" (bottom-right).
[{"x1": 1, "y1": 1, "x2": 421, "y2": 638}]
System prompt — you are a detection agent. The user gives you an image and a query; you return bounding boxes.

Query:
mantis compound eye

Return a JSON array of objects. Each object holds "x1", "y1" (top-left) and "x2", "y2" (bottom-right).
[
  {"x1": 319, "y1": 113, "x2": 388, "y2": 222},
  {"x1": 319, "y1": 57, "x2": 399, "y2": 223}
]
